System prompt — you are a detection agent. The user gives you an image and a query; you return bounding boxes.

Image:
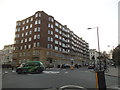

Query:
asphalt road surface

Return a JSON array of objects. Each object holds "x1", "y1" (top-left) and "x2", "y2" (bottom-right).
[{"x1": 2, "y1": 67, "x2": 119, "y2": 90}]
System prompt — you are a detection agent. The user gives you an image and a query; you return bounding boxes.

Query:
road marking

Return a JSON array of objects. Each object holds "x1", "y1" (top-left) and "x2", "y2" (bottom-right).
[
  {"x1": 64, "y1": 72, "x2": 68, "y2": 74},
  {"x1": 43, "y1": 71, "x2": 60, "y2": 74},
  {"x1": 12, "y1": 70, "x2": 16, "y2": 72}
]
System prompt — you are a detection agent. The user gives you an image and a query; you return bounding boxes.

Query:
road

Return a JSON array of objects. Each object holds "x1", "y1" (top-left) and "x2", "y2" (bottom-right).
[{"x1": 2, "y1": 67, "x2": 119, "y2": 90}]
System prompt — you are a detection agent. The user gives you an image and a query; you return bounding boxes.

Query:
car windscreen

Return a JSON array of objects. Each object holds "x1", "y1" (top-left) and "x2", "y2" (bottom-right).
[{"x1": 23, "y1": 62, "x2": 40, "y2": 67}]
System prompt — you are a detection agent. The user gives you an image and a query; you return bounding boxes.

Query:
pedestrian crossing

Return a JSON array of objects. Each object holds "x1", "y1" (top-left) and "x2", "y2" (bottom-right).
[{"x1": 42, "y1": 69, "x2": 90, "y2": 74}]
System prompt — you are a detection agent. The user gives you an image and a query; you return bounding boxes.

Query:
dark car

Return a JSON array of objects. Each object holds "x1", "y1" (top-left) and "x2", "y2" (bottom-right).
[
  {"x1": 61, "y1": 64, "x2": 71, "y2": 69},
  {"x1": 88, "y1": 65, "x2": 95, "y2": 69},
  {"x1": 16, "y1": 61, "x2": 45, "y2": 74},
  {"x1": 74, "y1": 64, "x2": 81, "y2": 68}
]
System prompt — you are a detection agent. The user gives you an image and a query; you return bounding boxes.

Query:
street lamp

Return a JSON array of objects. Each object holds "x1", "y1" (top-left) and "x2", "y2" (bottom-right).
[
  {"x1": 87, "y1": 27, "x2": 101, "y2": 70},
  {"x1": 87, "y1": 27, "x2": 106, "y2": 90}
]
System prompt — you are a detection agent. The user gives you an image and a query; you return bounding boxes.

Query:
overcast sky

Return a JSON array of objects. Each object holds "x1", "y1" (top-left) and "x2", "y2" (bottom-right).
[{"x1": 0, "y1": 0, "x2": 119, "y2": 52}]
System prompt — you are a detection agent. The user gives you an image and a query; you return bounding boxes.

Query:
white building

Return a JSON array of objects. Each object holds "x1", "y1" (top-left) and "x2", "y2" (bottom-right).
[
  {"x1": 89, "y1": 49, "x2": 99, "y2": 65},
  {"x1": 0, "y1": 50, "x2": 4, "y2": 64},
  {"x1": 2, "y1": 44, "x2": 14, "y2": 64}
]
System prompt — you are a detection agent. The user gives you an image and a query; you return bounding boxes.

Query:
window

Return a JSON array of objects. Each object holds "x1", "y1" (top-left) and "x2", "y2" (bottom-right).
[
  {"x1": 51, "y1": 24, "x2": 53, "y2": 28},
  {"x1": 35, "y1": 20, "x2": 37, "y2": 24},
  {"x1": 38, "y1": 27, "x2": 40, "y2": 32},
  {"x1": 21, "y1": 40, "x2": 23, "y2": 43},
  {"x1": 26, "y1": 25, "x2": 28, "y2": 29},
  {"x1": 48, "y1": 23, "x2": 51, "y2": 27},
  {"x1": 59, "y1": 36, "x2": 62, "y2": 40},
  {"x1": 68, "y1": 39, "x2": 70, "y2": 42},
  {"x1": 51, "y1": 37, "x2": 53, "y2": 42},
  {"x1": 35, "y1": 13, "x2": 41, "y2": 17},
  {"x1": 29, "y1": 31, "x2": 32, "y2": 34},
  {"x1": 55, "y1": 34, "x2": 58, "y2": 38},
  {"x1": 38, "y1": 20, "x2": 41, "y2": 24},
  {"x1": 39, "y1": 13, "x2": 41, "y2": 17},
  {"x1": 55, "y1": 28, "x2": 59, "y2": 32},
  {"x1": 35, "y1": 13, "x2": 38, "y2": 17},
  {"x1": 30, "y1": 24, "x2": 32, "y2": 28},
  {"x1": 67, "y1": 34, "x2": 70, "y2": 38},
  {"x1": 20, "y1": 46, "x2": 23, "y2": 50},
  {"x1": 51, "y1": 18, "x2": 54, "y2": 22},
  {"x1": 22, "y1": 33, "x2": 24, "y2": 37},
  {"x1": 48, "y1": 17, "x2": 54, "y2": 22},
  {"x1": 51, "y1": 44, "x2": 53, "y2": 49},
  {"x1": 29, "y1": 37, "x2": 31, "y2": 41},
  {"x1": 47, "y1": 44, "x2": 50, "y2": 49},
  {"x1": 48, "y1": 23, "x2": 53, "y2": 28},
  {"x1": 26, "y1": 19, "x2": 29, "y2": 23},
  {"x1": 28, "y1": 44, "x2": 31, "y2": 48},
  {"x1": 37, "y1": 34, "x2": 40, "y2": 39},
  {"x1": 17, "y1": 28, "x2": 20, "y2": 32},
  {"x1": 59, "y1": 30, "x2": 62, "y2": 34},
  {"x1": 34, "y1": 28, "x2": 37, "y2": 32},
  {"x1": 35, "y1": 19, "x2": 41, "y2": 24},
  {"x1": 48, "y1": 30, "x2": 50, "y2": 34},
  {"x1": 47, "y1": 44, "x2": 53, "y2": 49},
  {"x1": 34, "y1": 43, "x2": 36, "y2": 47},
  {"x1": 22, "y1": 27, "x2": 24, "y2": 31},
  {"x1": 48, "y1": 37, "x2": 50, "y2": 41},
  {"x1": 48, "y1": 37, "x2": 53, "y2": 42},
  {"x1": 34, "y1": 27, "x2": 40, "y2": 32},
  {"x1": 51, "y1": 31, "x2": 53, "y2": 35},
  {"x1": 62, "y1": 27, "x2": 65, "y2": 31},
  {"x1": 24, "y1": 45, "x2": 27, "y2": 49},
  {"x1": 48, "y1": 30, "x2": 53, "y2": 35},
  {"x1": 31, "y1": 17, "x2": 33, "y2": 21},
  {"x1": 55, "y1": 22, "x2": 59, "y2": 27},
  {"x1": 34, "y1": 35, "x2": 37, "y2": 39},
  {"x1": 59, "y1": 25, "x2": 62, "y2": 29},
  {"x1": 25, "y1": 32, "x2": 28, "y2": 36},
  {"x1": 37, "y1": 42, "x2": 40, "y2": 47},
  {"x1": 25, "y1": 38, "x2": 27, "y2": 42},
  {"x1": 55, "y1": 40, "x2": 58, "y2": 44},
  {"x1": 59, "y1": 42, "x2": 61, "y2": 45},
  {"x1": 23, "y1": 21, "x2": 25, "y2": 24},
  {"x1": 55, "y1": 46, "x2": 58, "y2": 51},
  {"x1": 17, "y1": 22, "x2": 21, "y2": 26},
  {"x1": 59, "y1": 48, "x2": 62, "y2": 51}
]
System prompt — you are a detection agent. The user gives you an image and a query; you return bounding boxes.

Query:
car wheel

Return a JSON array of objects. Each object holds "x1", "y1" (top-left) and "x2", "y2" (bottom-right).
[
  {"x1": 17, "y1": 69, "x2": 22, "y2": 74},
  {"x1": 35, "y1": 69, "x2": 42, "y2": 74}
]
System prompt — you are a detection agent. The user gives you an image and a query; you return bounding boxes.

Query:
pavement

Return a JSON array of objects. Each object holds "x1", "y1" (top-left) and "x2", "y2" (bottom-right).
[
  {"x1": 89, "y1": 66, "x2": 120, "y2": 78},
  {"x1": 105, "y1": 66, "x2": 119, "y2": 77}
]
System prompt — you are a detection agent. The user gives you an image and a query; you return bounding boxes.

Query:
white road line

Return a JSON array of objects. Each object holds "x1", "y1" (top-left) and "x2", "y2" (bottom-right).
[
  {"x1": 64, "y1": 72, "x2": 68, "y2": 74},
  {"x1": 43, "y1": 71, "x2": 60, "y2": 74}
]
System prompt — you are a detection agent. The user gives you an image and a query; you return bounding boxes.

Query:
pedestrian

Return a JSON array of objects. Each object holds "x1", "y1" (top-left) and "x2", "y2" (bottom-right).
[
  {"x1": 11, "y1": 65, "x2": 14, "y2": 70},
  {"x1": 75, "y1": 64, "x2": 78, "y2": 69},
  {"x1": 114, "y1": 63, "x2": 116, "y2": 68}
]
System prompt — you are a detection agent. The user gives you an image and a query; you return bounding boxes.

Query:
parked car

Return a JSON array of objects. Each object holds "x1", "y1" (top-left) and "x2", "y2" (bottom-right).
[
  {"x1": 88, "y1": 65, "x2": 95, "y2": 69},
  {"x1": 61, "y1": 64, "x2": 71, "y2": 69},
  {"x1": 16, "y1": 61, "x2": 45, "y2": 74},
  {"x1": 84, "y1": 63, "x2": 89, "y2": 66},
  {"x1": 74, "y1": 64, "x2": 81, "y2": 68}
]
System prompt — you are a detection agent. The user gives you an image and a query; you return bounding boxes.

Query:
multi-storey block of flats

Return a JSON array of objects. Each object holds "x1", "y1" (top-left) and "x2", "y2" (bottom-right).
[{"x1": 13, "y1": 11, "x2": 89, "y2": 67}]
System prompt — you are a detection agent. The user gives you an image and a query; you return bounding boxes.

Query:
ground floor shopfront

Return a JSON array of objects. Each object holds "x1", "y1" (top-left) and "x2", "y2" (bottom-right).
[{"x1": 12, "y1": 47, "x2": 89, "y2": 67}]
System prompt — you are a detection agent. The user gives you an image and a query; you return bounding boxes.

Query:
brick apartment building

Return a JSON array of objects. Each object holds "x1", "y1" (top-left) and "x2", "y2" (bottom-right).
[{"x1": 13, "y1": 11, "x2": 89, "y2": 67}]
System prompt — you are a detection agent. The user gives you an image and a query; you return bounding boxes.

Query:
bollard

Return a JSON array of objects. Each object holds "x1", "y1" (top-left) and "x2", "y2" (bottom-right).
[{"x1": 95, "y1": 71, "x2": 106, "y2": 90}]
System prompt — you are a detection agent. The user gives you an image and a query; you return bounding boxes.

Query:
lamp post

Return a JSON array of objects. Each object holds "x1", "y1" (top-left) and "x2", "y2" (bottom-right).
[
  {"x1": 87, "y1": 27, "x2": 106, "y2": 90},
  {"x1": 87, "y1": 27, "x2": 101, "y2": 70}
]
